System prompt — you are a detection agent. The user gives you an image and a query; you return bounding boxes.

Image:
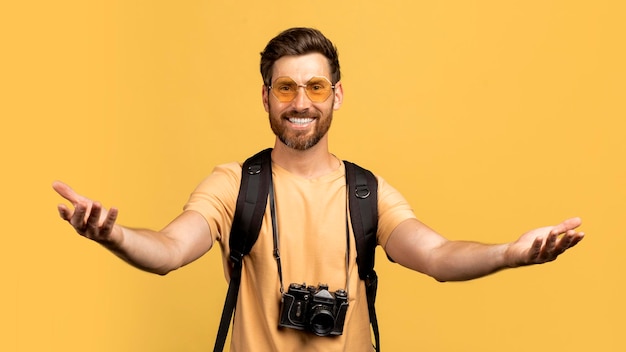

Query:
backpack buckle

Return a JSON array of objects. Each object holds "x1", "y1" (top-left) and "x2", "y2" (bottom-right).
[
  {"x1": 230, "y1": 249, "x2": 244, "y2": 265},
  {"x1": 247, "y1": 164, "x2": 262, "y2": 175},
  {"x1": 355, "y1": 185, "x2": 371, "y2": 199}
]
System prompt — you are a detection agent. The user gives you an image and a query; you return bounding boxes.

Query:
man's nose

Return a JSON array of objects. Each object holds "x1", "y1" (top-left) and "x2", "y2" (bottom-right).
[{"x1": 292, "y1": 85, "x2": 312, "y2": 110}]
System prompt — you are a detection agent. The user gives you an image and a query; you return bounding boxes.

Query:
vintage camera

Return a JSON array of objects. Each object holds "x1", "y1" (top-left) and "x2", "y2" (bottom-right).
[{"x1": 278, "y1": 283, "x2": 349, "y2": 337}]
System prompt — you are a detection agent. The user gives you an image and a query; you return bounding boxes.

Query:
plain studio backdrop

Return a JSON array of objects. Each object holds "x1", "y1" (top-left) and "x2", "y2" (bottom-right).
[{"x1": 1, "y1": 1, "x2": 624, "y2": 351}]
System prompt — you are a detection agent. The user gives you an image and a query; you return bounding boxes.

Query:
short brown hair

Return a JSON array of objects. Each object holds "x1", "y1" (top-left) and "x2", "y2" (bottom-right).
[{"x1": 260, "y1": 27, "x2": 340, "y2": 86}]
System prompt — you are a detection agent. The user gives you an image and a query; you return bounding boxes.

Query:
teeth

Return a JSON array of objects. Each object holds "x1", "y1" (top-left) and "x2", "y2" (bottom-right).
[{"x1": 288, "y1": 117, "x2": 314, "y2": 125}]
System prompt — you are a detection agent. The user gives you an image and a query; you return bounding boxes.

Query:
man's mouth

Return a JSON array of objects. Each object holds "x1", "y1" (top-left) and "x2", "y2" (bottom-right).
[{"x1": 287, "y1": 117, "x2": 315, "y2": 125}]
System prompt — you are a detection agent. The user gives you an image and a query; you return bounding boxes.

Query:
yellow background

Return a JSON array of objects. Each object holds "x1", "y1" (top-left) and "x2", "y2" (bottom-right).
[{"x1": 2, "y1": 1, "x2": 624, "y2": 351}]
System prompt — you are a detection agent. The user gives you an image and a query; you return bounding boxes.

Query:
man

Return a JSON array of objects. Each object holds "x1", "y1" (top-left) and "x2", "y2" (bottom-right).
[{"x1": 53, "y1": 27, "x2": 584, "y2": 351}]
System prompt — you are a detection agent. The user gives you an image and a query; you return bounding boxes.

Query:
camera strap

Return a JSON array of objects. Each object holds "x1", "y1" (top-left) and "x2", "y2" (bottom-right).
[
  {"x1": 269, "y1": 168, "x2": 285, "y2": 294},
  {"x1": 269, "y1": 163, "x2": 352, "y2": 295}
]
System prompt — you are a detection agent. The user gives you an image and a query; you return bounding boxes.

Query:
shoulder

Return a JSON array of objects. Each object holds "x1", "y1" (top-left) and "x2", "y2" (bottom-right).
[
  {"x1": 186, "y1": 161, "x2": 243, "y2": 208},
  {"x1": 213, "y1": 161, "x2": 243, "y2": 180}
]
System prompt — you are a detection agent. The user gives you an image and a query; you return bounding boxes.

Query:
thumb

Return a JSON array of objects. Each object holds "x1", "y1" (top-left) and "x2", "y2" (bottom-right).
[
  {"x1": 549, "y1": 217, "x2": 582, "y2": 235},
  {"x1": 52, "y1": 180, "x2": 83, "y2": 204}
]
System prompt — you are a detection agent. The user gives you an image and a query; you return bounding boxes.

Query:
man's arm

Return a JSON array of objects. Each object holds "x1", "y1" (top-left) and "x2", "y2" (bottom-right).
[
  {"x1": 53, "y1": 181, "x2": 213, "y2": 275},
  {"x1": 384, "y1": 217, "x2": 584, "y2": 282}
]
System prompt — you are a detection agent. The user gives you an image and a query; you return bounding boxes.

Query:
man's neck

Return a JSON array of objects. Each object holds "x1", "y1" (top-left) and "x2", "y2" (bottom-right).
[{"x1": 271, "y1": 139, "x2": 340, "y2": 179}]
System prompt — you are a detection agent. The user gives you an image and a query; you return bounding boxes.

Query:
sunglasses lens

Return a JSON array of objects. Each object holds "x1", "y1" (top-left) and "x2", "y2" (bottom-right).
[
  {"x1": 271, "y1": 78, "x2": 298, "y2": 102},
  {"x1": 305, "y1": 78, "x2": 332, "y2": 102}
]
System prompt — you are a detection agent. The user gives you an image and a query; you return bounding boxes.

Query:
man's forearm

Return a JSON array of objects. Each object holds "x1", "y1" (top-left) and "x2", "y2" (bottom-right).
[
  {"x1": 427, "y1": 241, "x2": 511, "y2": 282},
  {"x1": 103, "y1": 226, "x2": 183, "y2": 275}
]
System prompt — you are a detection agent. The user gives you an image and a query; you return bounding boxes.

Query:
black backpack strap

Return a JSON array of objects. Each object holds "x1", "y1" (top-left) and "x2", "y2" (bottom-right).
[
  {"x1": 229, "y1": 148, "x2": 273, "y2": 263},
  {"x1": 213, "y1": 148, "x2": 272, "y2": 352},
  {"x1": 344, "y1": 161, "x2": 380, "y2": 352}
]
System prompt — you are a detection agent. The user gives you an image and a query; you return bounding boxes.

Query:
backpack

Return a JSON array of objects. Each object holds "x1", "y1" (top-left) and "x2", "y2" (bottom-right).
[{"x1": 213, "y1": 148, "x2": 381, "y2": 351}]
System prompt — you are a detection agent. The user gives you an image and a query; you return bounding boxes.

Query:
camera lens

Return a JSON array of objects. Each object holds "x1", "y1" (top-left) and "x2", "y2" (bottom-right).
[{"x1": 308, "y1": 305, "x2": 335, "y2": 336}]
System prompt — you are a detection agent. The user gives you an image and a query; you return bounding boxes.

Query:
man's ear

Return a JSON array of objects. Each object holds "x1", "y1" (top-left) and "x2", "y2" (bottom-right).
[
  {"x1": 262, "y1": 85, "x2": 270, "y2": 112},
  {"x1": 333, "y1": 81, "x2": 344, "y2": 110}
]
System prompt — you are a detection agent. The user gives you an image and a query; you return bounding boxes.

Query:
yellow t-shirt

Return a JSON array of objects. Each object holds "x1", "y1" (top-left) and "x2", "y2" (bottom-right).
[{"x1": 184, "y1": 159, "x2": 416, "y2": 351}]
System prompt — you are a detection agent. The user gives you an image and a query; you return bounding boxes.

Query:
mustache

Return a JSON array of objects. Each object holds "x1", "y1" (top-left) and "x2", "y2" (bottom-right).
[{"x1": 282, "y1": 110, "x2": 319, "y2": 119}]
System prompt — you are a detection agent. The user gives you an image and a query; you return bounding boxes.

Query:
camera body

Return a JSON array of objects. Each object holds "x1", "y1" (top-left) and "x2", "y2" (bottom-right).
[{"x1": 278, "y1": 283, "x2": 349, "y2": 336}]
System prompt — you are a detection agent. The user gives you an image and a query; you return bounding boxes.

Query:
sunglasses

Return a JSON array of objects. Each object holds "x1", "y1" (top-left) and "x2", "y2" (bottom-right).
[{"x1": 268, "y1": 76, "x2": 336, "y2": 103}]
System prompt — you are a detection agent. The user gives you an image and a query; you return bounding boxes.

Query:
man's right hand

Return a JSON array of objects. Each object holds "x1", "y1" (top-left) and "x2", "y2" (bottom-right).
[
  {"x1": 53, "y1": 181, "x2": 122, "y2": 248},
  {"x1": 53, "y1": 180, "x2": 213, "y2": 274}
]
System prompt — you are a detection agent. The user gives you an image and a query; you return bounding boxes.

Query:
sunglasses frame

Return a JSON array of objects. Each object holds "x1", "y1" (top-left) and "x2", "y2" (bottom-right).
[{"x1": 268, "y1": 76, "x2": 336, "y2": 103}]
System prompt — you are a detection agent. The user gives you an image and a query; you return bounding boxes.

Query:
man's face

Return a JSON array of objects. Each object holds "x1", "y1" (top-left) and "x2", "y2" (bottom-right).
[{"x1": 262, "y1": 53, "x2": 343, "y2": 151}]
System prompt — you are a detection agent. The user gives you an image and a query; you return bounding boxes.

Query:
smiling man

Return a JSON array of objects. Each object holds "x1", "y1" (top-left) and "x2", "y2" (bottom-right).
[
  {"x1": 266, "y1": 56, "x2": 338, "y2": 151},
  {"x1": 53, "y1": 27, "x2": 584, "y2": 352}
]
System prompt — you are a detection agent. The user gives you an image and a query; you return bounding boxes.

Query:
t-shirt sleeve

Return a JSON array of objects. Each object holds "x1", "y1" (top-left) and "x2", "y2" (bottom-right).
[
  {"x1": 375, "y1": 175, "x2": 417, "y2": 248},
  {"x1": 183, "y1": 162, "x2": 241, "y2": 244}
]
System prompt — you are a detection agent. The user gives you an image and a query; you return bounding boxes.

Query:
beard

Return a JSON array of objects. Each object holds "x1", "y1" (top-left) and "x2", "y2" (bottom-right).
[{"x1": 269, "y1": 108, "x2": 333, "y2": 151}]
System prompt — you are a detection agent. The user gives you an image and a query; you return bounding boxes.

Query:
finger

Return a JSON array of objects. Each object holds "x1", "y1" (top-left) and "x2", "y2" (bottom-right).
[
  {"x1": 100, "y1": 207, "x2": 119, "y2": 238},
  {"x1": 539, "y1": 233, "x2": 558, "y2": 261},
  {"x1": 567, "y1": 234, "x2": 584, "y2": 250},
  {"x1": 550, "y1": 217, "x2": 582, "y2": 236},
  {"x1": 561, "y1": 231, "x2": 585, "y2": 250},
  {"x1": 554, "y1": 233, "x2": 574, "y2": 255},
  {"x1": 70, "y1": 203, "x2": 88, "y2": 232},
  {"x1": 527, "y1": 237, "x2": 543, "y2": 263},
  {"x1": 57, "y1": 204, "x2": 73, "y2": 221},
  {"x1": 85, "y1": 202, "x2": 103, "y2": 237},
  {"x1": 52, "y1": 181, "x2": 86, "y2": 205}
]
